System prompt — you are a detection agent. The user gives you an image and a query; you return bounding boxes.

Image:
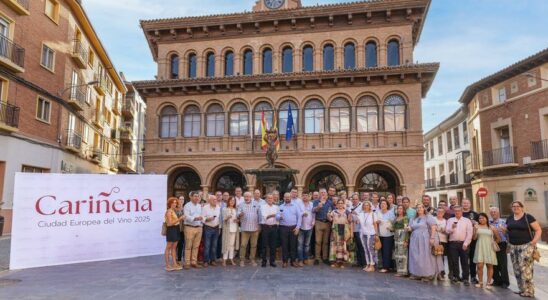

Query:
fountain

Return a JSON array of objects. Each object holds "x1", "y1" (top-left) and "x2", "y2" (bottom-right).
[{"x1": 245, "y1": 128, "x2": 299, "y2": 194}]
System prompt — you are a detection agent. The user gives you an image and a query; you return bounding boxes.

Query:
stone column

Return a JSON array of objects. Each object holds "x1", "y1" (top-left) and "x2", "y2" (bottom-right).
[
  {"x1": 346, "y1": 184, "x2": 355, "y2": 195},
  {"x1": 356, "y1": 44, "x2": 365, "y2": 68},
  {"x1": 201, "y1": 185, "x2": 209, "y2": 199},
  {"x1": 379, "y1": 45, "x2": 387, "y2": 66},
  {"x1": 296, "y1": 185, "x2": 304, "y2": 198}
]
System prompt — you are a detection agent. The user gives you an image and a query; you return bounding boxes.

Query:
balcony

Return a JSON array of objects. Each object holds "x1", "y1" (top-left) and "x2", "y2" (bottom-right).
[
  {"x1": 447, "y1": 173, "x2": 458, "y2": 186},
  {"x1": 0, "y1": 101, "x2": 19, "y2": 132},
  {"x1": 112, "y1": 98, "x2": 122, "y2": 115},
  {"x1": 91, "y1": 148, "x2": 103, "y2": 164},
  {"x1": 111, "y1": 128, "x2": 120, "y2": 141},
  {"x1": 109, "y1": 155, "x2": 118, "y2": 172},
  {"x1": 65, "y1": 130, "x2": 82, "y2": 153},
  {"x1": 120, "y1": 126, "x2": 134, "y2": 142},
  {"x1": 122, "y1": 97, "x2": 135, "y2": 119},
  {"x1": 118, "y1": 154, "x2": 136, "y2": 172},
  {"x1": 68, "y1": 86, "x2": 87, "y2": 111},
  {"x1": 1, "y1": 0, "x2": 30, "y2": 15},
  {"x1": 531, "y1": 139, "x2": 548, "y2": 163},
  {"x1": 437, "y1": 176, "x2": 446, "y2": 188},
  {"x1": 71, "y1": 39, "x2": 89, "y2": 69},
  {"x1": 93, "y1": 73, "x2": 108, "y2": 95},
  {"x1": 425, "y1": 179, "x2": 436, "y2": 189},
  {"x1": 92, "y1": 113, "x2": 105, "y2": 129},
  {"x1": 483, "y1": 146, "x2": 518, "y2": 169},
  {"x1": 0, "y1": 34, "x2": 25, "y2": 72}
]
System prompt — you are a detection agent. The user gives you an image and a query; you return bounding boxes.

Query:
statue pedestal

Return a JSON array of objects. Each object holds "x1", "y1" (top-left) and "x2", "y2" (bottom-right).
[{"x1": 245, "y1": 168, "x2": 299, "y2": 195}]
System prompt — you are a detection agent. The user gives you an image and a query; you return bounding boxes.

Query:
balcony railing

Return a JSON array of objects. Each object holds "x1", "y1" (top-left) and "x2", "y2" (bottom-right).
[
  {"x1": 0, "y1": 34, "x2": 25, "y2": 71},
  {"x1": 109, "y1": 155, "x2": 118, "y2": 171},
  {"x1": 531, "y1": 139, "x2": 548, "y2": 161},
  {"x1": 91, "y1": 148, "x2": 103, "y2": 164},
  {"x1": 71, "y1": 39, "x2": 89, "y2": 68},
  {"x1": 65, "y1": 130, "x2": 82, "y2": 151},
  {"x1": 93, "y1": 73, "x2": 108, "y2": 95},
  {"x1": 437, "y1": 176, "x2": 446, "y2": 188},
  {"x1": 0, "y1": 101, "x2": 20, "y2": 130},
  {"x1": 122, "y1": 97, "x2": 135, "y2": 118},
  {"x1": 483, "y1": 146, "x2": 517, "y2": 167},
  {"x1": 448, "y1": 173, "x2": 458, "y2": 185},
  {"x1": 425, "y1": 179, "x2": 436, "y2": 189},
  {"x1": 15, "y1": 0, "x2": 29, "y2": 9},
  {"x1": 68, "y1": 85, "x2": 87, "y2": 110}
]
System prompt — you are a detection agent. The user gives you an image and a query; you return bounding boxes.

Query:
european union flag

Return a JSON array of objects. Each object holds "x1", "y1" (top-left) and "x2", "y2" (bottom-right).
[{"x1": 286, "y1": 105, "x2": 294, "y2": 141}]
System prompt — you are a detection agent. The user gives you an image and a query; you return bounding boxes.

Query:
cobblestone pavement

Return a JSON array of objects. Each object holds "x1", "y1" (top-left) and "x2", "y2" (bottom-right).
[{"x1": 0, "y1": 237, "x2": 547, "y2": 300}]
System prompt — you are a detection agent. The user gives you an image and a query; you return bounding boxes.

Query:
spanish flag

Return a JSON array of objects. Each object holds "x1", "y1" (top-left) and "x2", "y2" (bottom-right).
[
  {"x1": 261, "y1": 111, "x2": 268, "y2": 150},
  {"x1": 272, "y1": 114, "x2": 280, "y2": 151}
]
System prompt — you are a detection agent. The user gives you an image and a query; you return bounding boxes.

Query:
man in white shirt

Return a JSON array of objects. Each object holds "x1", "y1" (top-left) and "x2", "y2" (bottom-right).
[
  {"x1": 445, "y1": 205, "x2": 474, "y2": 286},
  {"x1": 290, "y1": 188, "x2": 302, "y2": 206},
  {"x1": 297, "y1": 192, "x2": 314, "y2": 266},
  {"x1": 234, "y1": 187, "x2": 245, "y2": 206},
  {"x1": 202, "y1": 195, "x2": 221, "y2": 267},
  {"x1": 349, "y1": 193, "x2": 365, "y2": 268},
  {"x1": 254, "y1": 189, "x2": 265, "y2": 206},
  {"x1": 183, "y1": 191, "x2": 203, "y2": 269},
  {"x1": 259, "y1": 193, "x2": 279, "y2": 267}
]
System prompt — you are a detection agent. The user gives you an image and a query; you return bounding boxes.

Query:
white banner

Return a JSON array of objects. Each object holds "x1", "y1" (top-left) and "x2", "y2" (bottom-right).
[{"x1": 10, "y1": 173, "x2": 167, "y2": 270}]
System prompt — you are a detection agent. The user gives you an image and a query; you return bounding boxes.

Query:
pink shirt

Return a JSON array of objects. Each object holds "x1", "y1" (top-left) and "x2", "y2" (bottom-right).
[{"x1": 445, "y1": 216, "x2": 473, "y2": 247}]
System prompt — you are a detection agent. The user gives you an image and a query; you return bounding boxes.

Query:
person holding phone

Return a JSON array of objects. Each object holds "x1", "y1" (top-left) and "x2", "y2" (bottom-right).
[{"x1": 202, "y1": 194, "x2": 221, "y2": 267}]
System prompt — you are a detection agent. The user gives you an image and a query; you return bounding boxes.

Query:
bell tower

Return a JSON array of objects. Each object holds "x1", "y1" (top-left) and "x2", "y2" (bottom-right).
[{"x1": 252, "y1": 0, "x2": 302, "y2": 12}]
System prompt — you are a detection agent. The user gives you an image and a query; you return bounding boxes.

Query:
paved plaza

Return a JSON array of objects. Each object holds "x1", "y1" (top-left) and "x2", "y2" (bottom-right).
[{"x1": 1, "y1": 238, "x2": 548, "y2": 300}]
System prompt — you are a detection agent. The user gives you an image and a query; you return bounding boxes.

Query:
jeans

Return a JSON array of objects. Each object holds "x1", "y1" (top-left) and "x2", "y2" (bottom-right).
[
  {"x1": 353, "y1": 232, "x2": 365, "y2": 267},
  {"x1": 297, "y1": 229, "x2": 313, "y2": 261},
  {"x1": 203, "y1": 226, "x2": 219, "y2": 263}
]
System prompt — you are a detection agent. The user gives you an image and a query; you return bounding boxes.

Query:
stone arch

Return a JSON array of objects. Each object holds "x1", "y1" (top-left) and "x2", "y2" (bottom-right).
[
  {"x1": 167, "y1": 165, "x2": 203, "y2": 199},
  {"x1": 353, "y1": 162, "x2": 404, "y2": 196},
  {"x1": 156, "y1": 102, "x2": 178, "y2": 115},
  {"x1": 208, "y1": 164, "x2": 248, "y2": 194},
  {"x1": 302, "y1": 162, "x2": 349, "y2": 192},
  {"x1": 178, "y1": 100, "x2": 202, "y2": 114}
]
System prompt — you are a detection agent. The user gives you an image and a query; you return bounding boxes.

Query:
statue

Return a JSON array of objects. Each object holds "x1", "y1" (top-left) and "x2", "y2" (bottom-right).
[{"x1": 264, "y1": 128, "x2": 279, "y2": 168}]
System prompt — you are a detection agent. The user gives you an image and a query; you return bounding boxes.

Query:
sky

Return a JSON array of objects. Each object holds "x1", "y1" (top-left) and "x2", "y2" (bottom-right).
[{"x1": 82, "y1": 0, "x2": 548, "y2": 131}]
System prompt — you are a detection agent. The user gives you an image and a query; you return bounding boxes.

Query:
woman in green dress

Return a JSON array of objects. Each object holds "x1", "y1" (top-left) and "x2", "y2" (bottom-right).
[
  {"x1": 392, "y1": 205, "x2": 410, "y2": 276},
  {"x1": 328, "y1": 198, "x2": 354, "y2": 268},
  {"x1": 473, "y1": 212, "x2": 500, "y2": 289}
]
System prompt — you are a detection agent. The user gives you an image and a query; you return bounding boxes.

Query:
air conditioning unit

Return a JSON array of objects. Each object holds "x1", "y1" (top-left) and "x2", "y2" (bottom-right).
[{"x1": 523, "y1": 156, "x2": 531, "y2": 165}]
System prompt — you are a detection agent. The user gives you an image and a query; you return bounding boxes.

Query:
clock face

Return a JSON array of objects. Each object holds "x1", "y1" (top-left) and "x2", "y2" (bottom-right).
[{"x1": 264, "y1": 0, "x2": 284, "y2": 9}]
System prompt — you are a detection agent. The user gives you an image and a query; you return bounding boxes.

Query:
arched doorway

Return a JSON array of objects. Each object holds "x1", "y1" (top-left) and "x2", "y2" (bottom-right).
[
  {"x1": 355, "y1": 164, "x2": 400, "y2": 197},
  {"x1": 306, "y1": 166, "x2": 346, "y2": 192},
  {"x1": 169, "y1": 168, "x2": 202, "y2": 200},
  {"x1": 212, "y1": 167, "x2": 247, "y2": 194}
]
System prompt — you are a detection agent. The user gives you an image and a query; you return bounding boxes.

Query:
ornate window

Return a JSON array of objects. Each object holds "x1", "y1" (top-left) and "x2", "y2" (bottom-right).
[
  {"x1": 206, "y1": 104, "x2": 224, "y2": 137},
  {"x1": 188, "y1": 53, "x2": 197, "y2": 78},
  {"x1": 279, "y1": 101, "x2": 298, "y2": 134},
  {"x1": 243, "y1": 49, "x2": 253, "y2": 75},
  {"x1": 205, "y1": 52, "x2": 215, "y2": 77},
  {"x1": 329, "y1": 98, "x2": 350, "y2": 133},
  {"x1": 183, "y1": 105, "x2": 201, "y2": 137},
  {"x1": 159, "y1": 106, "x2": 178, "y2": 138},
  {"x1": 384, "y1": 95, "x2": 406, "y2": 131},
  {"x1": 224, "y1": 51, "x2": 234, "y2": 76},
  {"x1": 365, "y1": 41, "x2": 377, "y2": 67},
  {"x1": 253, "y1": 102, "x2": 273, "y2": 135},
  {"x1": 356, "y1": 96, "x2": 378, "y2": 132},
  {"x1": 323, "y1": 44, "x2": 334, "y2": 71},
  {"x1": 302, "y1": 45, "x2": 314, "y2": 72},
  {"x1": 359, "y1": 173, "x2": 389, "y2": 191},
  {"x1": 387, "y1": 39, "x2": 400, "y2": 66},
  {"x1": 304, "y1": 100, "x2": 324, "y2": 134},
  {"x1": 262, "y1": 48, "x2": 273, "y2": 74},
  {"x1": 229, "y1": 103, "x2": 248, "y2": 136},
  {"x1": 344, "y1": 43, "x2": 355, "y2": 69},
  {"x1": 169, "y1": 54, "x2": 179, "y2": 79},
  {"x1": 282, "y1": 46, "x2": 293, "y2": 73}
]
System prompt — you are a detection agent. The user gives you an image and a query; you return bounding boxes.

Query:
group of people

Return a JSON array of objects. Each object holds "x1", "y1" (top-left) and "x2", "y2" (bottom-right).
[{"x1": 163, "y1": 187, "x2": 542, "y2": 298}]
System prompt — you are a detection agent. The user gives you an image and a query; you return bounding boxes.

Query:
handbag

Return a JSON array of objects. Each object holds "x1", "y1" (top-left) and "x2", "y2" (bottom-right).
[
  {"x1": 430, "y1": 219, "x2": 444, "y2": 256},
  {"x1": 161, "y1": 222, "x2": 167, "y2": 236},
  {"x1": 491, "y1": 239, "x2": 500, "y2": 252},
  {"x1": 525, "y1": 213, "x2": 541, "y2": 262},
  {"x1": 371, "y1": 213, "x2": 382, "y2": 250}
]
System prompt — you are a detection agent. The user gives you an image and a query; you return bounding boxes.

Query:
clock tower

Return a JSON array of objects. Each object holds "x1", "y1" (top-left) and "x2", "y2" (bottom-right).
[{"x1": 252, "y1": 0, "x2": 301, "y2": 11}]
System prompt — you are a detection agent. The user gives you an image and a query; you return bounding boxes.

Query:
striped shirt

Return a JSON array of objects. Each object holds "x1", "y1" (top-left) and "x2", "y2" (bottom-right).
[{"x1": 237, "y1": 201, "x2": 260, "y2": 232}]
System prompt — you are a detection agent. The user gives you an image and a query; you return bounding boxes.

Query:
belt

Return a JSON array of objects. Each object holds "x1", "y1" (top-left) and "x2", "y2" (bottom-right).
[
  {"x1": 185, "y1": 225, "x2": 202, "y2": 228},
  {"x1": 262, "y1": 224, "x2": 278, "y2": 227},
  {"x1": 316, "y1": 219, "x2": 330, "y2": 223},
  {"x1": 450, "y1": 240, "x2": 464, "y2": 243},
  {"x1": 280, "y1": 225, "x2": 296, "y2": 228},
  {"x1": 204, "y1": 225, "x2": 219, "y2": 229}
]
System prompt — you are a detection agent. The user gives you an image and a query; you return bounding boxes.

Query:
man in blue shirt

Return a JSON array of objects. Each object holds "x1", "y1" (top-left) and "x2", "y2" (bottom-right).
[
  {"x1": 489, "y1": 207, "x2": 509, "y2": 289},
  {"x1": 313, "y1": 188, "x2": 335, "y2": 265},
  {"x1": 279, "y1": 192, "x2": 302, "y2": 268}
]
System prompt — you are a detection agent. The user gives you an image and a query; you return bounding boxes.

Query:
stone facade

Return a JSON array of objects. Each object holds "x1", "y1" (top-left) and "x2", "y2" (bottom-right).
[{"x1": 134, "y1": 0, "x2": 438, "y2": 200}]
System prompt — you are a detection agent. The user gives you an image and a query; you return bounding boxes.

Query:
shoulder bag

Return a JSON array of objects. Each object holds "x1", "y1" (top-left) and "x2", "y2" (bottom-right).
[
  {"x1": 525, "y1": 213, "x2": 541, "y2": 262},
  {"x1": 371, "y1": 213, "x2": 382, "y2": 251},
  {"x1": 161, "y1": 222, "x2": 167, "y2": 236},
  {"x1": 430, "y1": 218, "x2": 444, "y2": 256}
]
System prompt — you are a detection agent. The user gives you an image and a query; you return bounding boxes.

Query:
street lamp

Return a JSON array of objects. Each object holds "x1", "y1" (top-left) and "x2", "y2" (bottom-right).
[{"x1": 57, "y1": 80, "x2": 99, "y2": 97}]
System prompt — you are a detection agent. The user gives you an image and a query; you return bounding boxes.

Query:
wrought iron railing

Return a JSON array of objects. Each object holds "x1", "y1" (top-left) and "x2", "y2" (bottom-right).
[
  {"x1": 72, "y1": 39, "x2": 89, "y2": 63},
  {"x1": 66, "y1": 130, "x2": 82, "y2": 150},
  {"x1": 531, "y1": 139, "x2": 548, "y2": 160},
  {"x1": 483, "y1": 146, "x2": 517, "y2": 167},
  {"x1": 0, "y1": 34, "x2": 25, "y2": 68},
  {"x1": 0, "y1": 101, "x2": 20, "y2": 128}
]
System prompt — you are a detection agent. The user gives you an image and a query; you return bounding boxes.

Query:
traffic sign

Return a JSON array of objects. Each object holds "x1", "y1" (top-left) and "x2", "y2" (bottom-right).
[{"x1": 477, "y1": 187, "x2": 488, "y2": 198}]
